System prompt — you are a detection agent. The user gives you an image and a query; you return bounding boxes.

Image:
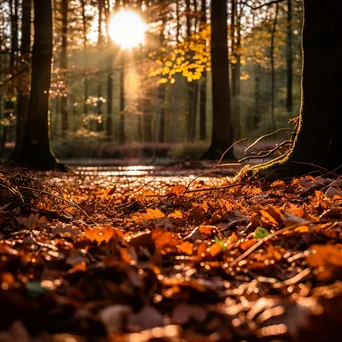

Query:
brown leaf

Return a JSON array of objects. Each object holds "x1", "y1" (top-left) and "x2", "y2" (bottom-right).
[
  {"x1": 126, "y1": 306, "x2": 165, "y2": 331},
  {"x1": 171, "y1": 303, "x2": 207, "y2": 324}
]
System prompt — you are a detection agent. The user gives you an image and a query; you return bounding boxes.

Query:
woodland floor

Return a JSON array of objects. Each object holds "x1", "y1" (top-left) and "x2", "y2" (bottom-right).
[{"x1": 0, "y1": 164, "x2": 342, "y2": 341}]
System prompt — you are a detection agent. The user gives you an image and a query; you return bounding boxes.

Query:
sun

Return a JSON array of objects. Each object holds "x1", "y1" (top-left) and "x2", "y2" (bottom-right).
[{"x1": 108, "y1": 10, "x2": 147, "y2": 49}]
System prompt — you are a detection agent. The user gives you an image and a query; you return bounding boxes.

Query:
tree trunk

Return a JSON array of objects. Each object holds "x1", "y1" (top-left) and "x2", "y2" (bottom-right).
[
  {"x1": 105, "y1": 0, "x2": 113, "y2": 139},
  {"x1": 270, "y1": 3, "x2": 279, "y2": 132},
  {"x1": 171, "y1": 78, "x2": 179, "y2": 143},
  {"x1": 118, "y1": 65, "x2": 125, "y2": 144},
  {"x1": 230, "y1": 0, "x2": 241, "y2": 139},
  {"x1": 253, "y1": 0, "x2": 342, "y2": 177},
  {"x1": 286, "y1": 0, "x2": 293, "y2": 113},
  {"x1": 157, "y1": 83, "x2": 166, "y2": 143},
  {"x1": 185, "y1": 0, "x2": 198, "y2": 143},
  {"x1": 80, "y1": 0, "x2": 89, "y2": 117},
  {"x1": 96, "y1": 0, "x2": 104, "y2": 132},
  {"x1": 2, "y1": 0, "x2": 18, "y2": 152},
  {"x1": 9, "y1": 0, "x2": 64, "y2": 170},
  {"x1": 11, "y1": 0, "x2": 31, "y2": 159},
  {"x1": 202, "y1": 0, "x2": 235, "y2": 160},
  {"x1": 60, "y1": 0, "x2": 68, "y2": 137},
  {"x1": 199, "y1": 0, "x2": 207, "y2": 141}
]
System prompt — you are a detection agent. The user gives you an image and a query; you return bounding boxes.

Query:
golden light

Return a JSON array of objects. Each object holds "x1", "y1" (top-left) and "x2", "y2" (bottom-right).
[{"x1": 108, "y1": 10, "x2": 147, "y2": 49}]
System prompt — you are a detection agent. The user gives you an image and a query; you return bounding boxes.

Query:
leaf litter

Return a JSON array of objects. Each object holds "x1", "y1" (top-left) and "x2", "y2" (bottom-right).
[{"x1": 0, "y1": 168, "x2": 342, "y2": 341}]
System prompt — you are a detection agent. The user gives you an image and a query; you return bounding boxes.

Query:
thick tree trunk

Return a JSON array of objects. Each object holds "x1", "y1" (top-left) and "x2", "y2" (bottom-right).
[
  {"x1": 9, "y1": 0, "x2": 63, "y2": 170},
  {"x1": 253, "y1": 0, "x2": 342, "y2": 177},
  {"x1": 11, "y1": 0, "x2": 31, "y2": 159},
  {"x1": 202, "y1": 0, "x2": 235, "y2": 160},
  {"x1": 60, "y1": 0, "x2": 68, "y2": 137}
]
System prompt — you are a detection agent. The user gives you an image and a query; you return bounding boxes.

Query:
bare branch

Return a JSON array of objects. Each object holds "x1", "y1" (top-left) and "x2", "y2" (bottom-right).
[{"x1": 242, "y1": 0, "x2": 285, "y2": 11}]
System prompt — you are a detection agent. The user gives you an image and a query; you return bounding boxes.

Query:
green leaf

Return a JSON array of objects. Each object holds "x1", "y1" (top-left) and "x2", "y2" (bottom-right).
[
  {"x1": 254, "y1": 227, "x2": 271, "y2": 239},
  {"x1": 214, "y1": 236, "x2": 226, "y2": 251},
  {"x1": 26, "y1": 281, "x2": 47, "y2": 298}
]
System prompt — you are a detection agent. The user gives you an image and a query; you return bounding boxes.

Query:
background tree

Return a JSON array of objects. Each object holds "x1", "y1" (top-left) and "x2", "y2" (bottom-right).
[
  {"x1": 10, "y1": 0, "x2": 63, "y2": 170},
  {"x1": 202, "y1": 0, "x2": 235, "y2": 160}
]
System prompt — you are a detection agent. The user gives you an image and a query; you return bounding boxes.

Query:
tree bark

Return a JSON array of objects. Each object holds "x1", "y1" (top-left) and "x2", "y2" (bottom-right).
[
  {"x1": 202, "y1": 0, "x2": 235, "y2": 160},
  {"x1": 9, "y1": 0, "x2": 64, "y2": 170}
]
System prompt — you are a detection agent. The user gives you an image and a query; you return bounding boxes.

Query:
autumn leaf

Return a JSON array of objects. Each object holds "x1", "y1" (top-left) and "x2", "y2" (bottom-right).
[{"x1": 254, "y1": 227, "x2": 271, "y2": 239}]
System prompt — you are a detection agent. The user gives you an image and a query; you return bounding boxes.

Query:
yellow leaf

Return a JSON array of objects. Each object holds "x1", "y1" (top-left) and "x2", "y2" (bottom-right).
[{"x1": 168, "y1": 210, "x2": 183, "y2": 219}]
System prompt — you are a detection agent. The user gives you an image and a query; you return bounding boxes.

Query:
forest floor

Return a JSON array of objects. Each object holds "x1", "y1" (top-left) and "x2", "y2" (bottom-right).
[{"x1": 0, "y1": 165, "x2": 342, "y2": 341}]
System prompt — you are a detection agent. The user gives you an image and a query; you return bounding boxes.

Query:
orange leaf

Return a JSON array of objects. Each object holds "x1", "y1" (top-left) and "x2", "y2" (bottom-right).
[
  {"x1": 168, "y1": 210, "x2": 183, "y2": 219},
  {"x1": 209, "y1": 242, "x2": 222, "y2": 257}
]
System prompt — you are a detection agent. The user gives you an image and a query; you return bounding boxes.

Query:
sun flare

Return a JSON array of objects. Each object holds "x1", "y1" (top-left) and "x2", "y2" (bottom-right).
[{"x1": 108, "y1": 10, "x2": 146, "y2": 49}]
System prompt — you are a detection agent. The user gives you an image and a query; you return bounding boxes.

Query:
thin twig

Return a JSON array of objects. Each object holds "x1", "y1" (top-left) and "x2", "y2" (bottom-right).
[
  {"x1": 230, "y1": 221, "x2": 311, "y2": 267},
  {"x1": 244, "y1": 128, "x2": 294, "y2": 153},
  {"x1": 239, "y1": 140, "x2": 292, "y2": 163},
  {"x1": 244, "y1": 0, "x2": 286, "y2": 11},
  {"x1": 183, "y1": 138, "x2": 247, "y2": 197},
  {"x1": 0, "y1": 183, "x2": 25, "y2": 202},
  {"x1": 18, "y1": 186, "x2": 95, "y2": 224},
  {"x1": 272, "y1": 268, "x2": 311, "y2": 288}
]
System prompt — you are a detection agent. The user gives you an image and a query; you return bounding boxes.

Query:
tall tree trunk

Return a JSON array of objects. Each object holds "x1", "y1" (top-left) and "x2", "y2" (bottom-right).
[
  {"x1": 253, "y1": 63, "x2": 261, "y2": 133},
  {"x1": 230, "y1": 0, "x2": 241, "y2": 138},
  {"x1": 254, "y1": 0, "x2": 342, "y2": 177},
  {"x1": 60, "y1": 0, "x2": 68, "y2": 137},
  {"x1": 176, "y1": 0, "x2": 180, "y2": 43},
  {"x1": 286, "y1": 0, "x2": 293, "y2": 113},
  {"x1": 172, "y1": 77, "x2": 180, "y2": 143},
  {"x1": 158, "y1": 83, "x2": 166, "y2": 142},
  {"x1": 105, "y1": 0, "x2": 113, "y2": 138},
  {"x1": 2, "y1": 0, "x2": 18, "y2": 152},
  {"x1": 10, "y1": 0, "x2": 63, "y2": 170},
  {"x1": 202, "y1": 0, "x2": 235, "y2": 160},
  {"x1": 96, "y1": 0, "x2": 104, "y2": 132},
  {"x1": 185, "y1": 0, "x2": 198, "y2": 142},
  {"x1": 199, "y1": 0, "x2": 207, "y2": 141},
  {"x1": 171, "y1": 0, "x2": 181, "y2": 143},
  {"x1": 270, "y1": 3, "x2": 279, "y2": 132},
  {"x1": 80, "y1": 0, "x2": 89, "y2": 118},
  {"x1": 12, "y1": 0, "x2": 31, "y2": 158},
  {"x1": 118, "y1": 65, "x2": 125, "y2": 144}
]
